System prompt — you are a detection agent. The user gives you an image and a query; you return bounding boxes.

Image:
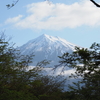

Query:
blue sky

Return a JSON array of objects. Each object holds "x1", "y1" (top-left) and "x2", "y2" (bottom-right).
[{"x1": 0, "y1": 0, "x2": 100, "y2": 48}]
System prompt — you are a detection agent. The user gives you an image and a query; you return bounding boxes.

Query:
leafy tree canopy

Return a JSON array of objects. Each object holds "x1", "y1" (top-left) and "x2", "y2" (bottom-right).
[
  {"x1": 58, "y1": 42, "x2": 100, "y2": 100},
  {"x1": 0, "y1": 33, "x2": 68, "y2": 100}
]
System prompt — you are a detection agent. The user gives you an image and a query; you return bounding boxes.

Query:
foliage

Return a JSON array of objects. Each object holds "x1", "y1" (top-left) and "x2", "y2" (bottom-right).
[
  {"x1": 0, "y1": 33, "x2": 69, "y2": 100},
  {"x1": 2, "y1": 33, "x2": 100, "y2": 100},
  {"x1": 58, "y1": 42, "x2": 100, "y2": 100}
]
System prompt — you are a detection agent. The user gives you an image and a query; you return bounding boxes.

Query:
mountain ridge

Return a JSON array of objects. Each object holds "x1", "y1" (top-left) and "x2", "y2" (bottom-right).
[{"x1": 18, "y1": 34, "x2": 77, "y2": 67}]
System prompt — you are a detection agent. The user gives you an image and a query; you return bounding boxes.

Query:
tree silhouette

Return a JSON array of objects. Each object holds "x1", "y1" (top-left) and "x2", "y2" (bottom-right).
[
  {"x1": 6, "y1": 0, "x2": 19, "y2": 9},
  {"x1": 90, "y1": 0, "x2": 100, "y2": 7}
]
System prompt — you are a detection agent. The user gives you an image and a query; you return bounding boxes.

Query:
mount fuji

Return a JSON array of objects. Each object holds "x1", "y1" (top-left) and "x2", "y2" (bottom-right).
[{"x1": 18, "y1": 34, "x2": 77, "y2": 67}]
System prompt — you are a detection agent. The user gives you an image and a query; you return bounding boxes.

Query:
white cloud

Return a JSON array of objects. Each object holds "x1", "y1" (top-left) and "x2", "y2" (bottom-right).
[
  {"x1": 5, "y1": 1, "x2": 100, "y2": 30},
  {"x1": 5, "y1": 15, "x2": 23, "y2": 24}
]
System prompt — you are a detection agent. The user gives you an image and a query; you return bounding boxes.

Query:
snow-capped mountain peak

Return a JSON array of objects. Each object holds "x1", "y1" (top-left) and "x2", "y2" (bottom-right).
[{"x1": 19, "y1": 34, "x2": 77, "y2": 67}]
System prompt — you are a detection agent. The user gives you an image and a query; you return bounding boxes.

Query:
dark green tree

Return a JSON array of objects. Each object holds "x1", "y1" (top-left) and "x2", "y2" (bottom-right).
[
  {"x1": 0, "y1": 33, "x2": 68, "y2": 100},
  {"x1": 58, "y1": 42, "x2": 100, "y2": 100},
  {"x1": 0, "y1": 33, "x2": 39, "y2": 100}
]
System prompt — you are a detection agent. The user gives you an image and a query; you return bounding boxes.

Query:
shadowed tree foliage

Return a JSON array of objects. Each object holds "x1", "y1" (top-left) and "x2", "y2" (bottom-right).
[
  {"x1": 0, "y1": 33, "x2": 69, "y2": 100},
  {"x1": 0, "y1": 33, "x2": 38, "y2": 99},
  {"x1": 58, "y1": 42, "x2": 100, "y2": 100}
]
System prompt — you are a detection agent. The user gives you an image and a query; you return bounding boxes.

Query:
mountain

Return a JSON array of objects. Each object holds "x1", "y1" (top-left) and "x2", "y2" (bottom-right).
[{"x1": 18, "y1": 34, "x2": 77, "y2": 67}]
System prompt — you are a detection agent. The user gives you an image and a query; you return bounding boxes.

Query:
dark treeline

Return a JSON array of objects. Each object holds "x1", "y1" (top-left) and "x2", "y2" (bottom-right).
[{"x1": 0, "y1": 33, "x2": 100, "y2": 100}]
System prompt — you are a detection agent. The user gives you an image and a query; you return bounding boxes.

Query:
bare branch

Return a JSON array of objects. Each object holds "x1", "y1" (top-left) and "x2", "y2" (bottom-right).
[
  {"x1": 90, "y1": 0, "x2": 100, "y2": 7},
  {"x1": 6, "y1": 0, "x2": 19, "y2": 9}
]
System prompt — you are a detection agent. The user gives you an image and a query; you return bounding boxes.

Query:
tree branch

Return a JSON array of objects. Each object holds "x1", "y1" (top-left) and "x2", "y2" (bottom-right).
[
  {"x1": 90, "y1": 0, "x2": 100, "y2": 7},
  {"x1": 6, "y1": 0, "x2": 19, "y2": 9}
]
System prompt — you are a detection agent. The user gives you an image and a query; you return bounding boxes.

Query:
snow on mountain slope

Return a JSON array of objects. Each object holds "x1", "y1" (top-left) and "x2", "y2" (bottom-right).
[{"x1": 18, "y1": 34, "x2": 77, "y2": 67}]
